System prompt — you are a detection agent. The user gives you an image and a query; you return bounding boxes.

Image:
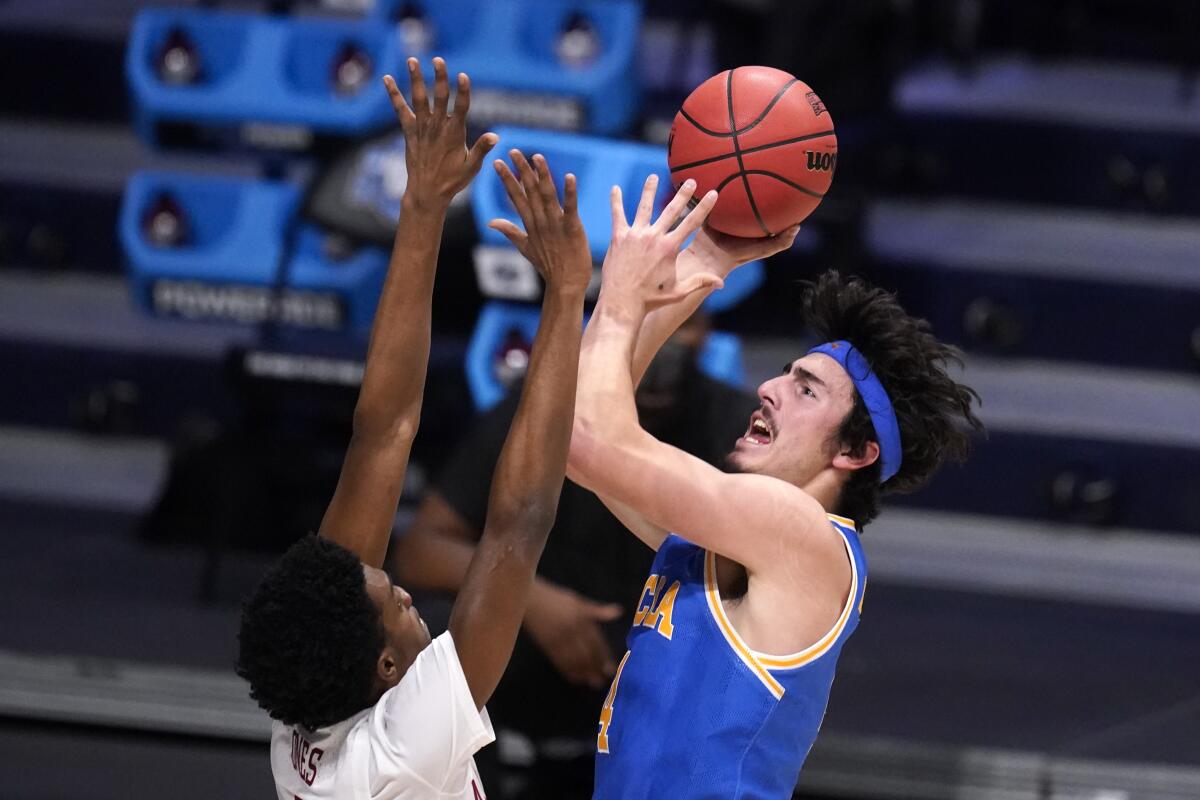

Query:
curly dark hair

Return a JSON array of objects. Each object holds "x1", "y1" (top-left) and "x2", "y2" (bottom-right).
[
  {"x1": 236, "y1": 535, "x2": 385, "y2": 731},
  {"x1": 801, "y1": 271, "x2": 983, "y2": 527}
]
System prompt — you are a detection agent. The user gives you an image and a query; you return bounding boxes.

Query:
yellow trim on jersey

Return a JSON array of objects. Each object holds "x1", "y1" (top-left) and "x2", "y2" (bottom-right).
[
  {"x1": 826, "y1": 513, "x2": 857, "y2": 530},
  {"x1": 703, "y1": 552, "x2": 786, "y2": 700},
  {"x1": 752, "y1": 526, "x2": 859, "y2": 670}
]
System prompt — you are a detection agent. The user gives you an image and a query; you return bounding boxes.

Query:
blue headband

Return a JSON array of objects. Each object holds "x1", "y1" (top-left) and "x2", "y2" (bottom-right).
[{"x1": 807, "y1": 341, "x2": 902, "y2": 483}]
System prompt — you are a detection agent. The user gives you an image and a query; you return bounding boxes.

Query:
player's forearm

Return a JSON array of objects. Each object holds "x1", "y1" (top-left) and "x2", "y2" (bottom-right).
[
  {"x1": 350, "y1": 196, "x2": 447, "y2": 441},
  {"x1": 630, "y1": 245, "x2": 732, "y2": 385},
  {"x1": 571, "y1": 301, "x2": 644, "y2": 486},
  {"x1": 486, "y1": 287, "x2": 587, "y2": 536}
]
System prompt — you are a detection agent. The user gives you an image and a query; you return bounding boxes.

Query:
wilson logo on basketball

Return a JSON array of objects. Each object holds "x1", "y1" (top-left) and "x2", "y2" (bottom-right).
[
  {"x1": 805, "y1": 91, "x2": 827, "y2": 116},
  {"x1": 806, "y1": 151, "x2": 837, "y2": 172}
]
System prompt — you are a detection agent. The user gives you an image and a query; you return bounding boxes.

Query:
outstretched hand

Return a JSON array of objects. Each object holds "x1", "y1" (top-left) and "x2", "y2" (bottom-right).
[
  {"x1": 600, "y1": 175, "x2": 724, "y2": 315},
  {"x1": 382, "y1": 57, "x2": 498, "y2": 212},
  {"x1": 488, "y1": 150, "x2": 592, "y2": 297}
]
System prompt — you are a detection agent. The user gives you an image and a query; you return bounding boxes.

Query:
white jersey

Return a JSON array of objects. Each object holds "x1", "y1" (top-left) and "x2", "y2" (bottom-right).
[{"x1": 271, "y1": 632, "x2": 495, "y2": 800}]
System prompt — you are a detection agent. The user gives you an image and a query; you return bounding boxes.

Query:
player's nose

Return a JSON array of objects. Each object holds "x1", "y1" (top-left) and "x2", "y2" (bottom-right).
[
  {"x1": 756, "y1": 376, "x2": 780, "y2": 409},
  {"x1": 394, "y1": 585, "x2": 413, "y2": 609}
]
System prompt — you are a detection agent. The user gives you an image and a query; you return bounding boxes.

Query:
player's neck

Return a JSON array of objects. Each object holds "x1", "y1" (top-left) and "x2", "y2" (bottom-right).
[{"x1": 799, "y1": 469, "x2": 847, "y2": 516}]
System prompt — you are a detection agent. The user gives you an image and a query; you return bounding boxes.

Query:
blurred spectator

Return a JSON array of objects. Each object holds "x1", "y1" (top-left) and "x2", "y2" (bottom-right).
[{"x1": 390, "y1": 312, "x2": 754, "y2": 792}]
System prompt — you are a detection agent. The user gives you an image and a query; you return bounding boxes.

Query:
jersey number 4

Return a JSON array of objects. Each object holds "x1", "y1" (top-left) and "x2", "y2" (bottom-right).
[{"x1": 596, "y1": 651, "x2": 631, "y2": 753}]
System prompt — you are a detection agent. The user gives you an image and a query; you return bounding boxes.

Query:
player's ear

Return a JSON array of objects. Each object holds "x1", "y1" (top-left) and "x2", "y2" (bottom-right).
[
  {"x1": 377, "y1": 648, "x2": 399, "y2": 684},
  {"x1": 833, "y1": 440, "x2": 879, "y2": 472}
]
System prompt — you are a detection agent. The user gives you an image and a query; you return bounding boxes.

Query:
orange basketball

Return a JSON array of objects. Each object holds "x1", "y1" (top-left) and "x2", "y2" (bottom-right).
[{"x1": 667, "y1": 66, "x2": 837, "y2": 238}]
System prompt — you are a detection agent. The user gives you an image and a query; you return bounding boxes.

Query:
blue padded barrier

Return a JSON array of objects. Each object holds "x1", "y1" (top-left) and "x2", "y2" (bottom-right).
[
  {"x1": 471, "y1": 127, "x2": 764, "y2": 313},
  {"x1": 127, "y1": 1, "x2": 641, "y2": 149},
  {"x1": 120, "y1": 171, "x2": 388, "y2": 332},
  {"x1": 127, "y1": 10, "x2": 400, "y2": 147},
  {"x1": 287, "y1": 225, "x2": 390, "y2": 331},
  {"x1": 465, "y1": 301, "x2": 745, "y2": 410}
]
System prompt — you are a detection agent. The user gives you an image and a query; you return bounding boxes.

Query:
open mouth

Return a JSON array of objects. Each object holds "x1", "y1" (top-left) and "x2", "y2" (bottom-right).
[{"x1": 743, "y1": 413, "x2": 773, "y2": 446}]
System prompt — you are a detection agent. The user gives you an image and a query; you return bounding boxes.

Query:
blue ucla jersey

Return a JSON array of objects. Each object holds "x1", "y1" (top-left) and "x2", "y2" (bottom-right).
[{"x1": 594, "y1": 515, "x2": 867, "y2": 800}]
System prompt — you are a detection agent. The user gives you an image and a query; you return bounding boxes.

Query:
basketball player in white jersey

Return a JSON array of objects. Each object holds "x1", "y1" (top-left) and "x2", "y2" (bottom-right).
[{"x1": 235, "y1": 59, "x2": 677, "y2": 799}]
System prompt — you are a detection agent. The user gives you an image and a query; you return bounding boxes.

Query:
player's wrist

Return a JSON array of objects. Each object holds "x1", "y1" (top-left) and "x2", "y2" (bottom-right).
[
  {"x1": 400, "y1": 188, "x2": 452, "y2": 217},
  {"x1": 594, "y1": 291, "x2": 645, "y2": 328}
]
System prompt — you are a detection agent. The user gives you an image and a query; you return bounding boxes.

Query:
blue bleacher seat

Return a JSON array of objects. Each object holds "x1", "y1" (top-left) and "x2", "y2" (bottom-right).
[
  {"x1": 127, "y1": 1, "x2": 642, "y2": 151},
  {"x1": 119, "y1": 171, "x2": 388, "y2": 332}
]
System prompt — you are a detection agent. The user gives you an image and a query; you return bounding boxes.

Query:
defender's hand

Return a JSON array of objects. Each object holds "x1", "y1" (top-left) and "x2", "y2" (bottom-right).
[
  {"x1": 488, "y1": 150, "x2": 592, "y2": 296},
  {"x1": 600, "y1": 175, "x2": 724, "y2": 315},
  {"x1": 382, "y1": 57, "x2": 498, "y2": 213},
  {"x1": 526, "y1": 583, "x2": 622, "y2": 689}
]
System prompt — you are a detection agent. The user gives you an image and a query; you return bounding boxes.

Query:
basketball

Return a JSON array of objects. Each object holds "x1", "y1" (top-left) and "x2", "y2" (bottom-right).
[{"x1": 667, "y1": 66, "x2": 837, "y2": 238}]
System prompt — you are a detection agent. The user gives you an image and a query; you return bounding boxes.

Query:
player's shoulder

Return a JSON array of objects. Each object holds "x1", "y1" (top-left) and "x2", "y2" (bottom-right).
[{"x1": 724, "y1": 472, "x2": 851, "y2": 568}]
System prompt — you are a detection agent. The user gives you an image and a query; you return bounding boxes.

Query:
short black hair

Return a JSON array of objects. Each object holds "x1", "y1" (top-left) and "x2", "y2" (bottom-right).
[
  {"x1": 236, "y1": 535, "x2": 385, "y2": 731},
  {"x1": 801, "y1": 271, "x2": 982, "y2": 527}
]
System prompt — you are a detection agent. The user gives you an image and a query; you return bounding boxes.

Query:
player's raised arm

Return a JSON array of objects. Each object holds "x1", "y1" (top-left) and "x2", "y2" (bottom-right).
[
  {"x1": 568, "y1": 178, "x2": 838, "y2": 564},
  {"x1": 318, "y1": 58, "x2": 497, "y2": 567},
  {"x1": 447, "y1": 152, "x2": 592, "y2": 710}
]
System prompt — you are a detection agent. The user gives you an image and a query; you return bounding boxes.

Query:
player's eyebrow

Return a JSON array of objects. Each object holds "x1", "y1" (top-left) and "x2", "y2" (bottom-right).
[{"x1": 782, "y1": 361, "x2": 827, "y2": 389}]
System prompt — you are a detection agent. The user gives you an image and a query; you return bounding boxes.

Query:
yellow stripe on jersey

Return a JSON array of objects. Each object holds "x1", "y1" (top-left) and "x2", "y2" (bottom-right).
[
  {"x1": 753, "y1": 522, "x2": 859, "y2": 670},
  {"x1": 826, "y1": 513, "x2": 856, "y2": 530},
  {"x1": 703, "y1": 552, "x2": 786, "y2": 700},
  {"x1": 703, "y1": 516, "x2": 860, "y2": 683}
]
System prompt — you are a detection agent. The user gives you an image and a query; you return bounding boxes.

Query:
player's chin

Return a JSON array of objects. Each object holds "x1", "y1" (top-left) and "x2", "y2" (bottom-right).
[{"x1": 726, "y1": 438, "x2": 765, "y2": 472}]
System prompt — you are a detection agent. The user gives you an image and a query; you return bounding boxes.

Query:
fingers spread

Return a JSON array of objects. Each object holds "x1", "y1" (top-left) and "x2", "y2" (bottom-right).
[
  {"x1": 382, "y1": 75, "x2": 415, "y2": 128},
  {"x1": 431, "y1": 57, "x2": 449, "y2": 115},
  {"x1": 532, "y1": 154, "x2": 561, "y2": 213},
  {"x1": 452, "y1": 72, "x2": 471, "y2": 121},
  {"x1": 563, "y1": 173, "x2": 579, "y2": 217},
  {"x1": 670, "y1": 189, "x2": 719, "y2": 245},
  {"x1": 407, "y1": 57, "x2": 428, "y2": 114},
  {"x1": 610, "y1": 185, "x2": 627, "y2": 234},
  {"x1": 511, "y1": 150, "x2": 546, "y2": 224},
  {"x1": 653, "y1": 179, "x2": 696, "y2": 233},
  {"x1": 493, "y1": 158, "x2": 532, "y2": 221},
  {"x1": 633, "y1": 174, "x2": 659, "y2": 227}
]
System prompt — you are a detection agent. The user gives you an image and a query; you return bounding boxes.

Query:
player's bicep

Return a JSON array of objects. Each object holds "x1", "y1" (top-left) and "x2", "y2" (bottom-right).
[{"x1": 578, "y1": 427, "x2": 822, "y2": 570}]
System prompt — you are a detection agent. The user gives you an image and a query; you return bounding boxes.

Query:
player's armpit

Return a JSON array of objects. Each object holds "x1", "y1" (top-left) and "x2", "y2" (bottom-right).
[
  {"x1": 594, "y1": 491, "x2": 668, "y2": 551},
  {"x1": 571, "y1": 422, "x2": 834, "y2": 575}
]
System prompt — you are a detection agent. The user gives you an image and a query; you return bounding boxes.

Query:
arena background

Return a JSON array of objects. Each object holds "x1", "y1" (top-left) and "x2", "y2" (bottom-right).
[{"x1": 1, "y1": 1, "x2": 1198, "y2": 797}]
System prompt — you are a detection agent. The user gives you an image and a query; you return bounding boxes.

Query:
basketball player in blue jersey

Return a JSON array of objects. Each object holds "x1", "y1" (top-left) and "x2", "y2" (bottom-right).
[{"x1": 559, "y1": 176, "x2": 982, "y2": 798}]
